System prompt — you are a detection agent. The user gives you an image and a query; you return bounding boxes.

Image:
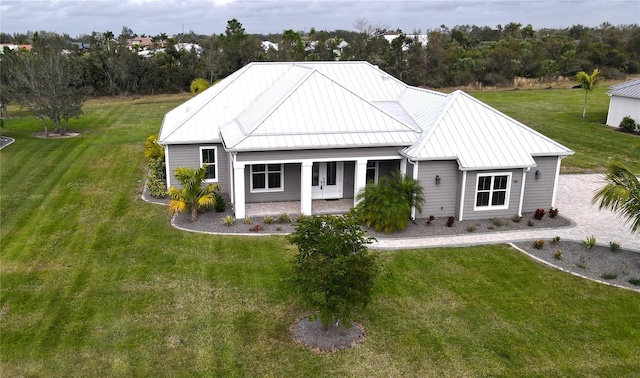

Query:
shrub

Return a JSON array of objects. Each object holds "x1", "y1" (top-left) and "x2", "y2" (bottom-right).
[
  {"x1": 619, "y1": 115, "x2": 637, "y2": 133},
  {"x1": 601, "y1": 272, "x2": 618, "y2": 280},
  {"x1": 533, "y1": 239, "x2": 545, "y2": 249},
  {"x1": 446, "y1": 216, "x2": 455, "y2": 227},
  {"x1": 534, "y1": 208, "x2": 546, "y2": 220},
  {"x1": 528, "y1": 220, "x2": 535, "y2": 227},
  {"x1": 628, "y1": 278, "x2": 640, "y2": 286},
  {"x1": 549, "y1": 208, "x2": 559, "y2": 218},
  {"x1": 249, "y1": 224, "x2": 262, "y2": 232},
  {"x1": 552, "y1": 236, "x2": 561, "y2": 243},
  {"x1": 426, "y1": 215, "x2": 435, "y2": 225},
  {"x1": 583, "y1": 235, "x2": 596, "y2": 249},
  {"x1": 491, "y1": 218, "x2": 505, "y2": 227},
  {"x1": 467, "y1": 226, "x2": 477, "y2": 232},
  {"x1": 554, "y1": 250, "x2": 563, "y2": 260},
  {"x1": 512, "y1": 214, "x2": 522, "y2": 223},
  {"x1": 356, "y1": 172, "x2": 425, "y2": 234},
  {"x1": 190, "y1": 78, "x2": 210, "y2": 94},
  {"x1": 214, "y1": 192, "x2": 226, "y2": 212},
  {"x1": 277, "y1": 213, "x2": 291, "y2": 224},
  {"x1": 144, "y1": 134, "x2": 164, "y2": 160},
  {"x1": 244, "y1": 216, "x2": 252, "y2": 225},
  {"x1": 609, "y1": 241, "x2": 620, "y2": 252},
  {"x1": 146, "y1": 157, "x2": 167, "y2": 198},
  {"x1": 223, "y1": 215, "x2": 235, "y2": 226},
  {"x1": 263, "y1": 215, "x2": 275, "y2": 224}
]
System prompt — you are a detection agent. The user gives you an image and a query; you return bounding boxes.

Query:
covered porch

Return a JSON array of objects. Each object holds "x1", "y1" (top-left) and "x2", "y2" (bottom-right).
[{"x1": 244, "y1": 198, "x2": 353, "y2": 217}]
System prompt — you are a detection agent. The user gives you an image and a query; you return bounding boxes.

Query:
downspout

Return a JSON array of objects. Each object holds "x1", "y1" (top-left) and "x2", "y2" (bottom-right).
[
  {"x1": 518, "y1": 168, "x2": 527, "y2": 217},
  {"x1": 551, "y1": 156, "x2": 563, "y2": 208},
  {"x1": 163, "y1": 144, "x2": 171, "y2": 188}
]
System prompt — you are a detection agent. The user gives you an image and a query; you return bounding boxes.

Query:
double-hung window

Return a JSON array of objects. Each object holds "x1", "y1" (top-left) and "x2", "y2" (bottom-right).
[
  {"x1": 475, "y1": 173, "x2": 511, "y2": 210},
  {"x1": 200, "y1": 146, "x2": 217, "y2": 182},
  {"x1": 251, "y1": 164, "x2": 283, "y2": 192}
]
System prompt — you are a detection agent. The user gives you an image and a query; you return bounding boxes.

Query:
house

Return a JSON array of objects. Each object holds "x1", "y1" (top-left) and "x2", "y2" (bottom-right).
[
  {"x1": 158, "y1": 61, "x2": 573, "y2": 220},
  {"x1": 605, "y1": 78, "x2": 640, "y2": 130}
]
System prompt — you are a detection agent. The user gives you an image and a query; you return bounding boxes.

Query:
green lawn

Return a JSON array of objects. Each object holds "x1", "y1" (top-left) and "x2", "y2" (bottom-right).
[{"x1": 1, "y1": 92, "x2": 639, "y2": 376}]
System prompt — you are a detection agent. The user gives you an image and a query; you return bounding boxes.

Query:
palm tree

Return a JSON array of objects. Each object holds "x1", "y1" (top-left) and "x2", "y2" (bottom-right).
[
  {"x1": 167, "y1": 166, "x2": 219, "y2": 222},
  {"x1": 574, "y1": 68, "x2": 601, "y2": 118},
  {"x1": 592, "y1": 161, "x2": 640, "y2": 235}
]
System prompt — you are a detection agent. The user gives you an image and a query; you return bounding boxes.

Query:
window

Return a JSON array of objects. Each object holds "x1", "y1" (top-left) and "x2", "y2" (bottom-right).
[
  {"x1": 251, "y1": 164, "x2": 283, "y2": 192},
  {"x1": 200, "y1": 146, "x2": 217, "y2": 182},
  {"x1": 475, "y1": 173, "x2": 511, "y2": 210},
  {"x1": 366, "y1": 161, "x2": 378, "y2": 183}
]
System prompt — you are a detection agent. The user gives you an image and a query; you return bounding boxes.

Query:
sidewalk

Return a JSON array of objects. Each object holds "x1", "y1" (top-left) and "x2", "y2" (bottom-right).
[{"x1": 373, "y1": 174, "x2": 640, "y2": 251}]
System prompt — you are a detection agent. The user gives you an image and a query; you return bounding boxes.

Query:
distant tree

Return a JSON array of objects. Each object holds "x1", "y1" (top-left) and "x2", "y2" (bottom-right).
[
  {"x1": 1, "y1": 50, "x2": 87, "y2": 136},
  {"x1": 219, "y1": 19, "x2": 262, "y2": 76},
  {"x1": 167, "y1": 166, "x2": 219, "y2": 222},
  {"x1": 574, "y1": 68, "x2": 601, "y2": 118},
  {"x1": 287, "y1": 212, "x2": 380, "y2": 329},
  {"x1": 592, "y1": 161, "x2": 640, "y2": 235},
  {"x1": 190, "y1": 78, "x2": 210, "y2": 94},
  {"x1": 279, "y1": 29, "x2": 305, "y2": 61}
]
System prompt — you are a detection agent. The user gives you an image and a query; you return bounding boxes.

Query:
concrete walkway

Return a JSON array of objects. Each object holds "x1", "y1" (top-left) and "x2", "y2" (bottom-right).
[{"x1": 373, "y1": 174, "x2": 640, "y2": 251}]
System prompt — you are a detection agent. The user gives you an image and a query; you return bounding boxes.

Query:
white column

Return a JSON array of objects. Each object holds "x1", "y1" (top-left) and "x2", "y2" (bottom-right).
[
  {"x1": 411, "y1": 161, "x2": 418, "y2": 219},
  {"x1": 233, "y1": 162, "x2": 246, "y2": 219},
  {"x1": 300, "y1": 161, "x2": 313, "y2": 215},
  {"x1": 354, "y1": 159, "x2": 368, "y2": 207},
  {"x1": 458, "y1": 170, "x2": 467, "y2": 221},
  {"x1": 400, "y1": 158, "x2": 407, "y2": 176}
]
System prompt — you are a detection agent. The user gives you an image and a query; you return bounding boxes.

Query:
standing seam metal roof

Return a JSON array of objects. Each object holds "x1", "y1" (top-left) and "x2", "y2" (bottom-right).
[{"x1": 606, "y1": 78, "x2": 640, "y2": 99}]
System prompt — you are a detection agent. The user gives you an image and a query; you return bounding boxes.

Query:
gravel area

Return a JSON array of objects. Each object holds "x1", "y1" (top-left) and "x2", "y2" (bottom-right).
[
  {"x1": 514, "y1": 240, "x2": 640, "y2": 291},
  {"x1": 172, "y1": 204, "x2": 573, "y2": 239}
]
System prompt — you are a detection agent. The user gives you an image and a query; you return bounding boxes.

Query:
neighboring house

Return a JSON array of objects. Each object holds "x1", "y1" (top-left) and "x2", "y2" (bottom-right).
[
  {"x1": 605, "y1": 78, "x2": 640, "y2": 129},
  {"x1": 158, "y1": 61, "x2": 573, "y2": 220}
]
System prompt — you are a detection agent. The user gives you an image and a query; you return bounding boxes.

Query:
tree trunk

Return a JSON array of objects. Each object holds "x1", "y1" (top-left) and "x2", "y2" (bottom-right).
[
  {"x1": 190, "y1": 205, "x2": 198, "y2": 222},
  {"x1": 41, "y1": 118, "x2": 48, "y2": 137},
  {"x1": 582, "y1": 91, "x2": 588, "y2": 118}
]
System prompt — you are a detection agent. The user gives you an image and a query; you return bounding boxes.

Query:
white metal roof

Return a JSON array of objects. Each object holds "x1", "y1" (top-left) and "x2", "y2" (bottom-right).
[
  {"x1": 607, "y1": 78, "x2": 640, "y2": 99},
  {"x1": 159, "y1": 61, "x2": 573, "y2": 169},
  {"x1": 401, "y1": 91, "x2": 574, "y2": 170}
]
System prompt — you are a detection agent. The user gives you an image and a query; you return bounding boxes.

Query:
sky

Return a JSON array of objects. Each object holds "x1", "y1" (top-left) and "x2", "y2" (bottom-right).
[{"x1": 0, "y1": 0, "x2": 639, "y2": 38}]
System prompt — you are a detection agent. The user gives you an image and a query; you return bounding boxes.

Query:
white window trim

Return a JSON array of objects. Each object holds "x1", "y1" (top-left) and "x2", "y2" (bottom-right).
[
  {"x1": 473, "y1": 172, "x2": 512, "y2": 211},
  {"x1": 366, "y1": 161, "x2": 379, "y2": 184},
  {"x1": 250, "y1": 163, "x2": 284, "y2": 193},
  {"x1": 199, "y1": 146, "x2": 218, "y2": 183}
]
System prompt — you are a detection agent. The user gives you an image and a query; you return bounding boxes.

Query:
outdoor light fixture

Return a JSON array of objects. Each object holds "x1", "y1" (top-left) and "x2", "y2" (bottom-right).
[
  {"x1": 535, "y1": 170, "x2": 540, "y2": 179},
  {"x1": 435, "y1": 175, "x2": 441, "y2": 185}
]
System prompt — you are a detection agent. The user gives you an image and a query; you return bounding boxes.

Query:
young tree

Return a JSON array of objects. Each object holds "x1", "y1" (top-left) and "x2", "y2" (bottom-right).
[
  {"x1": 574, "y1": 68, "x2": 601, "y2": 118},
  {"x1": 288, "y1": 212, "x2": 379, "y2": 329},
  {"x1": 167, "y1": 166, "x2": 219, "y2": 222},
  {"x1": 592, "y1": 161, "x2": 640, "y2": 235}
]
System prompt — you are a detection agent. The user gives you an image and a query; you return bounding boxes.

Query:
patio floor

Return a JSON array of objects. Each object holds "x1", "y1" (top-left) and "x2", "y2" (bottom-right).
[{"x1": 245, "y1": 198, "x2": 354, "y2": 217}]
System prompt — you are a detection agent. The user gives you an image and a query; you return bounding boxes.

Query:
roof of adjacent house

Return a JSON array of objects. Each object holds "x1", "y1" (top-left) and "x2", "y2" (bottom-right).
[
  {"x1": 606, "y1": 78, "x2": 640, "y2": 99},
  {"x1": 158, "y1": 61, "x2": 573, "y2": 170}
]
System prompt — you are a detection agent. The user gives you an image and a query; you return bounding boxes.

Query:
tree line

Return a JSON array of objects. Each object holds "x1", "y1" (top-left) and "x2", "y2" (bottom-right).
[{"x1": 1, "y1": 20, "x2": 639, "y2": 115}]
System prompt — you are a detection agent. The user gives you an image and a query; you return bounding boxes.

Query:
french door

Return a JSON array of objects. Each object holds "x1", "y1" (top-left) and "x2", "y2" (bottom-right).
[{"x1": 311, "y1": 162, "x2": 343, "y2": 199}]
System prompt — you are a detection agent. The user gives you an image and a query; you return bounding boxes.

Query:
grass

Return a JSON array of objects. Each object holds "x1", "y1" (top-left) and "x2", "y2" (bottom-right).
[{"x1": 1, "y1": 92, "x2": 639, "y2": 376}]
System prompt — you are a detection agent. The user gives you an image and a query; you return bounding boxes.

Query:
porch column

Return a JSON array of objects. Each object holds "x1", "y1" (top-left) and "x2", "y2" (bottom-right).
[
  {"x1": 234, "y1": 162, "x2": 246, "y2": 219},
  {"x1": 300, "y1": 161, "x2": 313, "y2": 215},
  {"x1": 354, "y1": 158, "x2": 368, "y2": 207}
]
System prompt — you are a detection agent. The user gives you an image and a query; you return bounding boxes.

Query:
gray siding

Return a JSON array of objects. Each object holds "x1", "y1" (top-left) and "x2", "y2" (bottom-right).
[
  {"x1": 522, "y1": 156, "x2": 559, "y2": 212},
  {"x1": 416, "y1": 160, "x2": 459, "y2": 218},
  {"x1": 461, "y1": 169, "x2": 524, "y2": 221},
  {"x1": 166, "y1": 144, "x2": 230, "y2": 193},
  {"x1": 245, "y1": 163, "x2": 301, "y2": 203},
  {"x1": 236, "y1": 147, "x2": 402, "y2": 162}
]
